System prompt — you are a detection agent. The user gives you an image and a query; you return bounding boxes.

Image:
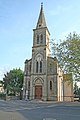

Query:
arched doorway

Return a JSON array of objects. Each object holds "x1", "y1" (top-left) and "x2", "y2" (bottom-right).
[
  {"x1": 35, "y1": 79, "x2": 42, "y2": 99},
  {"x1": 35, "y1": 85, "x2": 42, "y2": 99}
]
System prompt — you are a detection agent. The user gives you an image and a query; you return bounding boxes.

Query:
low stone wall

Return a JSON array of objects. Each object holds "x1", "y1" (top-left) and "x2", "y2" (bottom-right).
[
  {"x1": 6, "y1": 96, "x2": 20, "y2": 100},
  {"x1": 64, "y1": 96, "x2": 74, "y2": 102}
]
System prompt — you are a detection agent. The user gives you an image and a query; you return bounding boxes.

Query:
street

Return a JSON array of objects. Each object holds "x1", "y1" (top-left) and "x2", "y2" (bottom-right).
[{"x1": 0, "y1": 100, "x2": 80, "y2": 120}]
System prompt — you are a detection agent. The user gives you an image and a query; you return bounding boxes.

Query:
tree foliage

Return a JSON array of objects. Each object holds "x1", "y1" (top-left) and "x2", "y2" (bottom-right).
[
  {"x1": 74, "y1": 82, "x2": 80, "y2": 97},
  {"x1": 3, "y1": 68, "x2": 24, "y2": 95},
  {"x1": 52, "y1": 32, "x2": 80, "y2": 81}
]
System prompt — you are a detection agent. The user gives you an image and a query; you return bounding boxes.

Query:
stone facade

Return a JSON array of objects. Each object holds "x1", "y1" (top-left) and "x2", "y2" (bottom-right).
[
  {"x1": 0, "y1": 83, "x2": 4, "y2": 93},
  {"x1": 23, "y1": 3, "x2": 73, "y2": 101},
  {"x1": 63, "y1": 74, "x2": 74, "y2": 101}
]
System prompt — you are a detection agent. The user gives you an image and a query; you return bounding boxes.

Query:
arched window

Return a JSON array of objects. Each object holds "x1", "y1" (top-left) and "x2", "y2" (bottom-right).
[
  {"x1": 40, "y1": 61, "x2": 42, "y2": 73},
  {"x1": 29, "y1": 63, "x2": 31, "y2": 72},
  {"x1": 41, "y1": 34, "x2": 43, "y2": 43},
  {"x1": 28, "y1": 81, "x2": 30, "y2": 88},
  {"x1": 50, "y1": 81, "x2": 52, "y2": 90},
  {"x1": 36, "y1": 61, "x2": 38, "y2": 73},
  {"x1": 37, "y1": 35, "x2": 39, "y2": 44},
  {"x1": 50, "y1": 63, "x2": 52, "y2": 72}
]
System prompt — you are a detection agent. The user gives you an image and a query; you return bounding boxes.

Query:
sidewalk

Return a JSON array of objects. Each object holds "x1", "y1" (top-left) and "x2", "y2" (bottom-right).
[
  {"x1": 0, "y1": 110, "x2": 27, "y2": 120},
  {"x1": 30, "y1": 99, "x2": 80, "y2": 106},
  {"x1": 64, "y1": 101, "x2": 80, "y2": 106}
]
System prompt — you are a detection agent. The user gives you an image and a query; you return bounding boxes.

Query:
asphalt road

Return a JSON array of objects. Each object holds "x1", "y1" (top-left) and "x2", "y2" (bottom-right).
[{"x1": 0, "y1": 100, "x2": 80, "y2": 120}]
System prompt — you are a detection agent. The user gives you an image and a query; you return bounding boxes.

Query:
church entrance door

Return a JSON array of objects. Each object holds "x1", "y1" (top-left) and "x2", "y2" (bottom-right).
[{"x1": 35, "y1": 85, "x2": 42, "y2": 99}]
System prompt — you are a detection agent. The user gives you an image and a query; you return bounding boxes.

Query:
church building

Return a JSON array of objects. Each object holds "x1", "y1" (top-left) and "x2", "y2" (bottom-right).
[{"x1": 23, "y1": 3, "x2": 73, "y2": 101}]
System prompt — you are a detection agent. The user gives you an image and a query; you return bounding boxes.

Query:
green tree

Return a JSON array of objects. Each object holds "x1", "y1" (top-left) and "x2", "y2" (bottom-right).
[
  {"x1": 52, "y1": 32, "x2": 80, "y2": 81},
  {"x1": 3, "y1": 68, "x2": 24, "y2": 96},
  {"x1": 74, "y1": 82, "x2": 79, "y2": 96}
]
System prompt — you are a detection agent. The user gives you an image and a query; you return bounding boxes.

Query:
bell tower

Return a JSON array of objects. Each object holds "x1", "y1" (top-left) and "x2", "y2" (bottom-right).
[
  {"x1": 32, "y1": 3, "x2": 50, "y2": 58},
  {"x1": 30, "y1": 3, "x2": 51, "y2": 100}
]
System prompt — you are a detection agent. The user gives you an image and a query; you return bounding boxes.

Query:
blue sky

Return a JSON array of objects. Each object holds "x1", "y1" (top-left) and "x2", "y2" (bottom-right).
[{"x1": 0, "y1": 0, "x2": 80, "y2": 80}]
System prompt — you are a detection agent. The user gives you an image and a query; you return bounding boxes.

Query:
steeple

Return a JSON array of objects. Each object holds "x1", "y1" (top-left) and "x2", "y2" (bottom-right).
[{"x1": 36, "y1": 3, "x2": 47, "y2": 28}]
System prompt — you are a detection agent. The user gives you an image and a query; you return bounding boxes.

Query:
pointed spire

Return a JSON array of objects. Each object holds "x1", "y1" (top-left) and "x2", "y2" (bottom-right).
[{"x1": 36, "y1": 3, "x2": 47, "y2": 28}]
